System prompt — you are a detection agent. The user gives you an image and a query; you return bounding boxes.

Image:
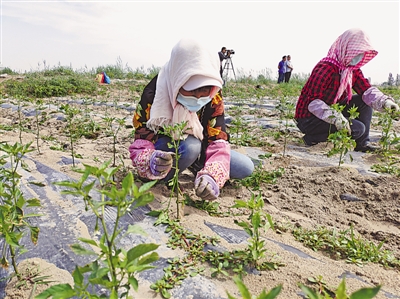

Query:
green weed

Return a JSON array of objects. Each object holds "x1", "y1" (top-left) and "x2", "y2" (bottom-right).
[
  {"x1": 232, "y1": 193, "x2": 276, "y2": 270},
  {"x1": 292, "y1": 224, "x2": 400, "y2": 268},
  {"x1": 36, "y1": 161, "x2": 159, "y2": 299},
  {"x1": 148, "y1": 194, "x2": 283, "y2": 298},
  {"x1": 30, "y1": 98, "x2": 48, "y2": 154},
  {"x1": 299, "y1": 276, "x2": 381, "y2": 299},
  {"x1": 103, "y1": 116, "x2": 126, "y2": 167},
  {"x1": 59, "y1": 104, "x2": 81, "y2": 167},
  {"x1": 0, "y1": 142, "x2": 41, "y2": 278},
  {"x1": 327, "y1": 104, "x2": 358, "y2": 167},
  {"x1": 238, "y1": 163, "x2": 284, "y2": 191},
  {"x1": 227, "y1": 276, "x2": 282, "y2": 299},
  {"x1": 371, "y1": 108, "x2": 400, "y2": 176},
  {"x1": 276, "y1": 96, "x2": 295, "y2": 156},
  {"x1": 161, "y1": 121, "x2": 189, "y2": 219},
  {"x1": 1, "y1": 71, "x2": 97, "y2": 98}
]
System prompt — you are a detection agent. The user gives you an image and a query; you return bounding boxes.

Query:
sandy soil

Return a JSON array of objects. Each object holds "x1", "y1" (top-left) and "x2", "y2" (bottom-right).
[{"x1": 1, "y1": 84, "x2": 399, "y2": 298}]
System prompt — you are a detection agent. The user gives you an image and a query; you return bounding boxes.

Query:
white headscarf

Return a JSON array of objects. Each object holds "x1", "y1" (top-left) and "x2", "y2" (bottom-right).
[
  {"x1": 320, "y1": 28, "x2": 378, "y2": 104},
  {"x1": 146, "y1": 38, "x2": 223, "y2": 140}
]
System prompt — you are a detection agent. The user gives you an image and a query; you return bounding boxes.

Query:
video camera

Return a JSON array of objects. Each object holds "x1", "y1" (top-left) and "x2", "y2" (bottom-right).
[{"x1": 227, "y1": 49, "x2": 235, "y2": 55}]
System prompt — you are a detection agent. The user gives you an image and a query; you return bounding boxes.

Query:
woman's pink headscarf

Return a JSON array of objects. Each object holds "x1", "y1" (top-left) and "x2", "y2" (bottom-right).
[{"x1": 320, "y1": 28, "x2": 378, "y2": 104}]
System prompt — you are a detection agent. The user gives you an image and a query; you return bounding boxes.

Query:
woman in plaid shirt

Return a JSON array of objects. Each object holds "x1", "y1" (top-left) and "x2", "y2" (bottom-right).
[{"x1": 295, "y1": 28, "x2": 399, "y2": 152}]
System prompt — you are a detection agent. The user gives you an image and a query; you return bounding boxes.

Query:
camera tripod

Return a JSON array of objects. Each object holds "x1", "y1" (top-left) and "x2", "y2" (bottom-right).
[{"x1": 222, "y1": 57, "x2": 236, "y2": 82}]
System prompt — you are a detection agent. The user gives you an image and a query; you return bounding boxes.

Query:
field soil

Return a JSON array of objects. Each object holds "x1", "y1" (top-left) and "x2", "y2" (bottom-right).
[{"x1": 0, "y1": 80, "x2": 399, "y2": 299}]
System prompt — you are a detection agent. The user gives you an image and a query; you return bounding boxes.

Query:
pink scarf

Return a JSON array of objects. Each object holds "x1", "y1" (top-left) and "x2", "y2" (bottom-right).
[{"x1": 320, "y1": 28, "x2": 378, "y2": 104}]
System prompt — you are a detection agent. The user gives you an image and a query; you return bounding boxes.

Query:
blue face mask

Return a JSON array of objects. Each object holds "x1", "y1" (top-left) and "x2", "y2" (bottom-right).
[
  {"x1": 177, "y1": 93, "x2": 212, "y2": 112},
  {"x1": 350, "y1": 53, "x2": 363, "y2": 66}
]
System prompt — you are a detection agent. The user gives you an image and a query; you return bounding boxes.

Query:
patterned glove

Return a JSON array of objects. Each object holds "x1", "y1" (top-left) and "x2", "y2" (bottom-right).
[
  {"x1": 334, "y1": 115, "x2": 351, "y2": 134},
  {"x1": 384, "y1": 99, "x2": 400, "y2": 112},
  {"x1": 194, "y1": 175, "x2": 220, "y2": 201},
  {"x1": 149, "y1": 150, "x2": 173, "y2": 177}
]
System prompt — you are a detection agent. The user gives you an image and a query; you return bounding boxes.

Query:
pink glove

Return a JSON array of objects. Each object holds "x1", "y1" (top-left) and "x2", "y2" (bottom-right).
[
  {"x1": 194, "y1": 175, "x2": 220, "y2": 201},
  {"x1": 150, "y1": 150, "x2": 173, "y2": 177}
]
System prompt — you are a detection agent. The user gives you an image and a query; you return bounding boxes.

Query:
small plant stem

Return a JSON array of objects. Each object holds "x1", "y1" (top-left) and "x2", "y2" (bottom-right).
[
  {"x1": 277, "y1": 96, "x2": 295, "y2": 157},
  {"x1": 69, "y1": 130, "x2": 75, "y2": 167},
  {"x1": 173, "y1": 156, "x2": 183, "y2": 219},
  {"x1": 42, "y1": 162, "x2": 159, "y2": 298},
  {"x1": 99, "y1": 194, "x2": 118, "y2": 286},
  {"x1": 18, "y1": 98, "x2": 23, "y2": 144},
  {"x1": 9, "y1": 151, "x2": 21, "y2": 276},
  {"x1": 183, "y1": 237, "x2": 190, "y2": 249},
  {"x1": 113, "y1": 134, "x2": 117, "y2": 166},
  {"x1": 161, "y1": 121, "x2": 188, "y2": 219},
  {"x1": 29, "y1": 282, "x2": 38, "y2": 299},
  {"x1": 339, "y1": 151, "x2": 344, "y2": 167},
  {"x1": 1, "y1": 243, "x2": 7, "y2": 259},
  {"x1": 9, "y1": 242, "x2": 19, "y2": 276},
  {"x1": 35, "y1": 110, "x2": 41, "y2": 154},
  {"x1": 62, "y1": 104, "x2": 81, "y2": 168},
  {"x1": 283, "y1": 118, "x2": 288, "y2": 156}
]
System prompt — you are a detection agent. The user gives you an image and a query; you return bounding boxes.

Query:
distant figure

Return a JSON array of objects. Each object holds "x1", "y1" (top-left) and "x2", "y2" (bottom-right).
[
  {"x1": 218, "y1": 47, "x2": 230, "y2": 78},
  {"x1": 295, "y1": 28, "x2": 399, "y2": 152},
  {"x1": 277, "y1": 55, "x2": 287, "y2": 83},
  {"x1": 388, "y1": 73, "x2": 394, "y2": 86},
  {"x1": 284, "y1": 55, "x2": 293, "y2": 83}
]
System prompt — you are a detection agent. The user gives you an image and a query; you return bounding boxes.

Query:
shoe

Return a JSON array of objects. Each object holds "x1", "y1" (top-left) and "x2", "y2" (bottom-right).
[
  {"x1": 302, "y1": 135, "x2": 318, "y2": 146},
  {"x1": 354, "y1": 142, "x2": 380, "y2": 153}
]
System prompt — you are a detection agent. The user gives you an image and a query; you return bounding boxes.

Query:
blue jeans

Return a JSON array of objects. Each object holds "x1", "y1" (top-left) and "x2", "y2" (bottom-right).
[
  {"x1": 154, "y1": 135, "x2": 254, "y2": 182},
  {"x1": 296, "y1": 95, "x2": 372, "y2": 147},
  {"x1": 278, "y1": 72, "x2": 285, "y2": 84}
]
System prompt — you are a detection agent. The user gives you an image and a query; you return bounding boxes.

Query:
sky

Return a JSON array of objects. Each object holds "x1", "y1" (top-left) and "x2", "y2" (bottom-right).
[{"x1": 1, "y1": 0, "x2": 399, "y2": 84}]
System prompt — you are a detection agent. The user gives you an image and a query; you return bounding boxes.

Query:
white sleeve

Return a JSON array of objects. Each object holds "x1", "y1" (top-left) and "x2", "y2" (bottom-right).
[
  {"x1": 362, "y1": 86, "x2": 391, "y2": 111},
  {"x1": 308, "y1": 100, "x2": 343, "y2": 124}
]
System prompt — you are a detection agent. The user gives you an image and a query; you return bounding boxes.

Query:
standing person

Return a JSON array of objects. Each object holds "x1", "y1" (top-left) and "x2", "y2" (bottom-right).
[
  {"x1": 129, "y1": 38, "x2": 254, "y2": 201},
  {"x1": 284, "y1": 55, "x2": 293, "y2": 83},
  {"x1": 218, "y1": 47, "x2": 230, "y2": 78},
  {"x1": 277, "y1": 55, "x2": 287, "y2": 83},
  {"x1": 295, "y1": 28, "x2": 399, "y2": 152}
]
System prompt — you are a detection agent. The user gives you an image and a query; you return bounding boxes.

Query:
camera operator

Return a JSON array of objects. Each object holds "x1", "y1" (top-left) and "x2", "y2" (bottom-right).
[{"x1": 218, "y1": 47, "x2": 231, "y2": 78}]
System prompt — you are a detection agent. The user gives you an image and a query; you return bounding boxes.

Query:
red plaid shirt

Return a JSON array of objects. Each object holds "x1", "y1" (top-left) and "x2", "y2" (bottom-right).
[{"x1": 295, "y1": 61, "x2": 371, "y2": 119}]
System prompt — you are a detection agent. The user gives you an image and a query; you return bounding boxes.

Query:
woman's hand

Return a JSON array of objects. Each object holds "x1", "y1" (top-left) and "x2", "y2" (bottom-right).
[{"x1": 194, "y1": 175, "x2": 220, "y2": 201}]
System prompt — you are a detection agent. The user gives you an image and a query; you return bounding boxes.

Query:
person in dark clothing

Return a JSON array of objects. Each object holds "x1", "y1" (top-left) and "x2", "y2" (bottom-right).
[
  {"x1": 277, "y1": 56, "x2": 287, "y2": 83},
  {"x1": 218, "y1": 47, "x2": 230, "y2": 78},
  {"x1": 295, "y1": 28, "x2": 399, "y2": 152}
]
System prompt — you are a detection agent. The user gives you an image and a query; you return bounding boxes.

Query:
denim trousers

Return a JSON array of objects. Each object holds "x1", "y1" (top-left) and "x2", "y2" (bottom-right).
[
  {"x1": 296, "y1": 95, "x2": 372, "y2": 147},
  {"x1": 278, "y1": 72, "x2": 285, "y2": 84},
  {"x1": 154, "y1": 135, "x2": 255, "y2": 182}
]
